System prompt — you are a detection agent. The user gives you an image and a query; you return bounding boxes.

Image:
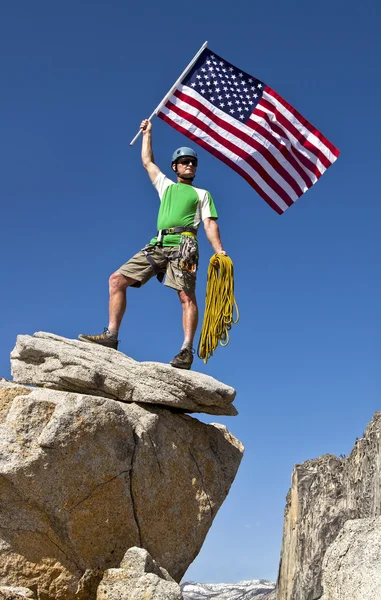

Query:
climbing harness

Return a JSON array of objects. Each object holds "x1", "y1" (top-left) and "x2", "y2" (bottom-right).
[
  {"x1": 197, "y1": 254, "x2": 239, "y2": 364},
  {"x1": 142, "y1": 248, "x2": 165, "y2": 283},
  {"x1": 156, "y1": 226, "x2": 197, "y2": 245},
  {"x1": 143, "y1": 227, "x2": 199, "y2": 282}
]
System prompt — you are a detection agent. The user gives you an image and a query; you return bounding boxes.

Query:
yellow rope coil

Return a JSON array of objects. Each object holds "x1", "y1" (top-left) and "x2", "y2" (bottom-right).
[{"x1": 197, "y1": 254, "x2": 240, "y2": 364}]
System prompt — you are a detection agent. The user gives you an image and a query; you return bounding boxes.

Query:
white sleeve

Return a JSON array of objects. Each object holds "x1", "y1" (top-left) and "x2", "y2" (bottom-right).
[
  {"x1": 152, "y1": 172, "x2": 175, "y2": 201},
  {"x1": 199, "y1": 190, "x2": 218, "y2": 221}
]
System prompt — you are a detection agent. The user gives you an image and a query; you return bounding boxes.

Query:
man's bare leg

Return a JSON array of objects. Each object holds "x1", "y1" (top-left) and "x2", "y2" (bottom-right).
[
  {"x1": 179, "y1": 290, "x2": 198, "y2": 345},
  {"x1": 78, "y1": 271, "x2": 137, "y2": 349},
  {"x1": 108, "y1": 272, "x2": 137, "y2": 333},
  {"x1": 170, "y1": 290, "x2": 198, "y2": 369}
]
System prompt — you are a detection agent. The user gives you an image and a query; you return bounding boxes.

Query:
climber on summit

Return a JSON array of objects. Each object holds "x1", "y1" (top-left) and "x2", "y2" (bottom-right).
[{"x1": 78, "y1": 118, "x2": 226, "y2": 370}]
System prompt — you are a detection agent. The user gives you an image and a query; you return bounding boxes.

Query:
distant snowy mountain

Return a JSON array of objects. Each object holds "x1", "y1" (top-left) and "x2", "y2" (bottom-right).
[{"x1": 181, "y1": 579, "x2": 276, "y2": 599}]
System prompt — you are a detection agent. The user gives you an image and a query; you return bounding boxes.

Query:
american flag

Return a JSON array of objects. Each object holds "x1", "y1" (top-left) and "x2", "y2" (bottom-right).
[{"x1": 157, "y1": 48, "x2": 340, "y2": 214}]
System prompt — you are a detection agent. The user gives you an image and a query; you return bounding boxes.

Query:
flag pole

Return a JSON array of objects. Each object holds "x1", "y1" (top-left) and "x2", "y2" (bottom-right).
[{"x1": 129, "y1": 41, "x2": 208, "y2": 146}]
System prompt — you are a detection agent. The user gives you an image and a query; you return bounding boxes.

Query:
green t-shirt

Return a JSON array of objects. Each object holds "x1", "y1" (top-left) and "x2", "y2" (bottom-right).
[{"x1": 149, "y1": 172, "x2": 218, "y2": 247}]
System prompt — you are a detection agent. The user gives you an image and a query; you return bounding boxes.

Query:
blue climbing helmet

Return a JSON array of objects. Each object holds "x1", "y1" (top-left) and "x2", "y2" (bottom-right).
[{"x1": 171, "y1": 146, "x2": 198, "y2": 165}]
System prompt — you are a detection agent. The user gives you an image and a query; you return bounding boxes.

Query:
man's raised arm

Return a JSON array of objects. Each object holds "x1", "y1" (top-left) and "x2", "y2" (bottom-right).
[{"x1": 140, "y1": 119, "x2": 161, "y2": 183}]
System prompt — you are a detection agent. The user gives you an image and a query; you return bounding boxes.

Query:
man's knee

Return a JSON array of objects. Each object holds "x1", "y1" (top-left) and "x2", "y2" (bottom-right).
[
  {"x1": 109, "y1": 272, "x2": 132, "y2": 292},
  {"x1": 178, "y1": 290, "x2": 197, "y2": 306}
]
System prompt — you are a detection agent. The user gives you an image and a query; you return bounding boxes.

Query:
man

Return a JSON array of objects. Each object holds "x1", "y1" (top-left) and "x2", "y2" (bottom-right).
[{"x1": 78, "y1": 119, "x2": 226, "y2": 370}]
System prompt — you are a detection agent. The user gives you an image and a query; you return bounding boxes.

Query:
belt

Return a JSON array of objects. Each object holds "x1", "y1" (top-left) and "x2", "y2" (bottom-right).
[{"x1": 156, "y1": 226, "x2": 197, "y2": 245}]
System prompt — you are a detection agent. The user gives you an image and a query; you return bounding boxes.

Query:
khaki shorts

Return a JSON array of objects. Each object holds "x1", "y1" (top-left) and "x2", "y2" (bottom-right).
[{"x1": 117, "y1": 244, "x2": 197, "y2": 293}]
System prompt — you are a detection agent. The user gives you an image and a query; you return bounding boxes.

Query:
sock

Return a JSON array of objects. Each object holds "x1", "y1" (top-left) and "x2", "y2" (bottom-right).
[
  {"x1": 106, "y1": 328, "x2": 118, "y2": 339},
  {"x1": 181, "y1": 341, "x2": 193, "y2": 351}
]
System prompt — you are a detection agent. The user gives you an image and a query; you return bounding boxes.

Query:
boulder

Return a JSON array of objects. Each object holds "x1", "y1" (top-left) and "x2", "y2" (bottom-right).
[
  {"x1": 0, "y1": 381, "x2": 243, "y2": 599},
  {"x1": 320, "y1": 517, "x2": 381, "y2": 600},
  {"x1": 11, "y1": 333, "x2": 237, "y2": 416},
  {"x1": 96, "y1": 547, "x2": 183, "y2": 599}
]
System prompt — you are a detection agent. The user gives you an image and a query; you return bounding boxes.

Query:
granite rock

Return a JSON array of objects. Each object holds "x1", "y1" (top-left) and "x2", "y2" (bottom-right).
[
  {"x1": 96, "y1": 547, "x2": 183, "y2": 599},
  {"x1": 11, "y1": 333, "x2": 237, "y2": 416},
  {"x1": 0, "y1": 381, "x2": 243, "y2": 599},
  {"x1": 320, "y1": 516, "x2": 381, "y2": 600},
  {"x1": 276, "y1": 412, "x2": 381, "y2": 600}
]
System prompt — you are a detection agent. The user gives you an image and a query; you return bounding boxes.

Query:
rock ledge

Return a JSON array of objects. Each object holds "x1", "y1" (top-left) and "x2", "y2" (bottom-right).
[{"x1": 11, "y1": 332, "x2": 237, "y2": 416}]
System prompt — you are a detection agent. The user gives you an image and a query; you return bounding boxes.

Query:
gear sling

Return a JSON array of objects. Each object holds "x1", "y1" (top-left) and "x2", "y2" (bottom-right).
[{"x1": 143, "y1": 226, "x2": 198, "y2": 283}]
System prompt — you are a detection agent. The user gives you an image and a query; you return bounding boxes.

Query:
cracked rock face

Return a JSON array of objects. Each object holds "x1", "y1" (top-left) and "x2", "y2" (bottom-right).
[
  {"x1": 96, "y1": 546, "x2": 183, "y2": 599},
  {"x1": 320, "y1": 517, "x2": 381, "y2": 600},
  {"x1": 11, "y1": 333, "x2": 237, "y2": 416},
  {"x1": 0, "y1": 381, "x2": 243, "y2": 600}
]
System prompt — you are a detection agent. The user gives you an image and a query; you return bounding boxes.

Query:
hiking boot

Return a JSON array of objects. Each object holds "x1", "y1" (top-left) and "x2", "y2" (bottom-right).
[
  {"x1": 78, "y1": 328, "x2": 119, "y2": 350},
  {"x1": 170, "y1": 347, "x2": 194, "y2": 370}
]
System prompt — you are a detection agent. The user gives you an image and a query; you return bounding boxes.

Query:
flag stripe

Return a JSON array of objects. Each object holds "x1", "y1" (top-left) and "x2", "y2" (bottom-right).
[
  {"x1": 252, "y1": 107, "x2": 323, "y2": 179},
  {"x1": 266, "y1": 87, "x2": 340, "y2": 158},
  {"x1": 261, "y1": 89, "x2": 336, "y2": 169},
  {"x1": 259, "y1": 97, "x2": 330, "y2": 172},
  {"x1": 167, "y1": 95, "x2": 295, "y2": 206},
  {"x1": 173, "y1": 88, "x2": 304, "y2": 199},
  {"x1": 158, "y1": 107, "x2": 288, "y2": 214},
  {"x1": 245, "y1": 111, "x2": 316, "y2": 189}
]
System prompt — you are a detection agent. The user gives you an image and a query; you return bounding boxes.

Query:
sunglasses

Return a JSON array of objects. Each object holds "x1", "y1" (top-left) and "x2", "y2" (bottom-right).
[{"x1": 177, "y1": 157, "x2": 198, "y2": 166}]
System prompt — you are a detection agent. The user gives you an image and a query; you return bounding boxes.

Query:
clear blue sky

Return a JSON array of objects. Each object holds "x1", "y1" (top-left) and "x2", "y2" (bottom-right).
[{"x1": 1, "y1": 0, "x2": 380, "y2": 585}]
